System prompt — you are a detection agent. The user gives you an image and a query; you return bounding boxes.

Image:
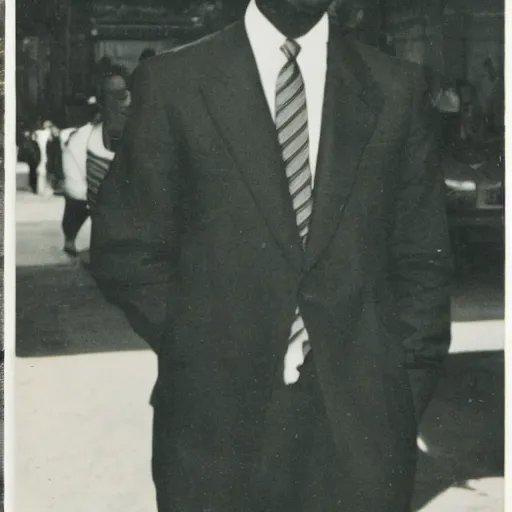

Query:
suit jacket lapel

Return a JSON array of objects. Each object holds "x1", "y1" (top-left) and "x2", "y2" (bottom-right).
[
  {"x1": 199, "y1": 22, "x2": 303, "y2": 272},
  {"x1": 305, "y1": 33, "x2": 384, "y2": 271}
]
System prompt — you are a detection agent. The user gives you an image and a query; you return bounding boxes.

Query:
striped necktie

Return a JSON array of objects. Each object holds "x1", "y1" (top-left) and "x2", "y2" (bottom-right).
[{"x1": 276, "y1": 39, "x2": 313, "y2": 384}]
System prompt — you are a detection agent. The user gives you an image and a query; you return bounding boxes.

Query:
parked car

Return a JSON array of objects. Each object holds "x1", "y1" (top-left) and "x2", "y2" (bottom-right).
[{"x1": 442, "y1": 137, "x2": 504, "y2": 261}]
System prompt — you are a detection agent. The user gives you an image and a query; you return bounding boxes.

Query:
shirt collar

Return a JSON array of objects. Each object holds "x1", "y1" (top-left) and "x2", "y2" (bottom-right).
[{"x1": 245, "y1": 0, "x2": 329, "y2": 58}]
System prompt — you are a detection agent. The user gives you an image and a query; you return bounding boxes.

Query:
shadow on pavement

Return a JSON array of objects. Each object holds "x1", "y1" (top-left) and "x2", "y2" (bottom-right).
[
  {"x1": 16, "y1": 262, "x2": 148, "y2": 357},
  {"x1": 412, "y1": 350, "x2": 504, "y2": 510}
]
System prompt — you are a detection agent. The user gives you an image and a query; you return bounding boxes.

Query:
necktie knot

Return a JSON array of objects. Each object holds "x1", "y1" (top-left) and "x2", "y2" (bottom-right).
[{"x1": 280, "y1": 39, "x2": 301, "y2": 61}]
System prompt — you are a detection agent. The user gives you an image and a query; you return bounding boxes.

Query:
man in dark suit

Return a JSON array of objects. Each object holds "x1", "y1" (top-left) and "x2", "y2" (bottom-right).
[{"x1": 90, "y1": 0, "x2": 452, "y2": 510}]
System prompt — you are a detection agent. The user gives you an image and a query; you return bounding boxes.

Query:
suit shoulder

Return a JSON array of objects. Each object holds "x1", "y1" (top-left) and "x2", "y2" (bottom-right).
[
  {"x1": 140, "y1": 22, "x2": 240, "y2": 81},
  {"x1": 352, "y1": 40, "x2": 421, "y2": 78},
  {"x1": 348, "y1": 39, "x2": 422, "y2": 101}
]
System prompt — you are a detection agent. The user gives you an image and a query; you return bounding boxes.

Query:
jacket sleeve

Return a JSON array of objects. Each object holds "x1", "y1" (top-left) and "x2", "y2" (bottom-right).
[
  {"x1": 90, "y1": 61, "x2": 180, "y2": 353},
  {"x1": 390, "y1": 68, "x2": 453, "y2": 421}
]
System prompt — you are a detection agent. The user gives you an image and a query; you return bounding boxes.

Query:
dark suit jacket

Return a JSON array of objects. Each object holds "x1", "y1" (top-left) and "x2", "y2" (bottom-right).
[{"x1": 90, "y1": 21, "x2": 452, "y2": 512}]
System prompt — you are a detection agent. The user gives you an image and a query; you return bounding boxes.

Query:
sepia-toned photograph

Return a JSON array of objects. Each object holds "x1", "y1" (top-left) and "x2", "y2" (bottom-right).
[{"x1": 12, "y1": 0, "x2": 504, "y2": 511}]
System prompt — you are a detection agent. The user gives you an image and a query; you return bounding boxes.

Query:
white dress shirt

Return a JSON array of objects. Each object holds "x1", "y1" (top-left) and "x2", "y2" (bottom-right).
[
  {"x1": 244, "y1": 0, "x2": 329, "y2": 182},
  {"x1": 245, "y1": 1, "x2": 329, "y2": 384}
]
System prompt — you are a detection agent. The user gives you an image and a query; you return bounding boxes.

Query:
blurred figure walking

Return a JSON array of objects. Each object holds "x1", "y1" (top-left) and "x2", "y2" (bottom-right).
[
  {"x1": 16, "y1": 123, "x2": 40, "y2": 193},
  {"x1": 61, "y1": 63, "x2": 131, "y2": 255},
  {"x1": 61, "y1": 123, "x2": 91, "y2": 255},
  {"x1": 87, "y1": 64, "x2": 131, "y2": 210}
]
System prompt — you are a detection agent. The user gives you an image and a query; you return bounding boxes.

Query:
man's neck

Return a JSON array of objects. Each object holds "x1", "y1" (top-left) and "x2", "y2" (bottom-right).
[{"x1": 255, "y1": 0, "x2": 326, "y2": 39}]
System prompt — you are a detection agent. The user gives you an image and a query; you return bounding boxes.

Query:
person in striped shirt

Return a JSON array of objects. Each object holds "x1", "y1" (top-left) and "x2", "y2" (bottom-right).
[
  {"x1": 61, "y1": 63, "x2": 131, "y2": 255},
  {"x1": 87, "y1": 64, "x2": 131, "y2": 210}
]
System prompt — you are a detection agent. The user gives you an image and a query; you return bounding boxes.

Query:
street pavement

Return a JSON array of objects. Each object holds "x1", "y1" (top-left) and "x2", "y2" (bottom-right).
[{"x1": 12, "y1": 192, "x2": 505, "y2": 512}]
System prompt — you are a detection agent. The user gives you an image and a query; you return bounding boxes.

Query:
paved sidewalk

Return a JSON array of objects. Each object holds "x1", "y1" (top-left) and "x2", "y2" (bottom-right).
[{"x1": 14, "y1": 192, "x2": 504, "y2": 512}]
